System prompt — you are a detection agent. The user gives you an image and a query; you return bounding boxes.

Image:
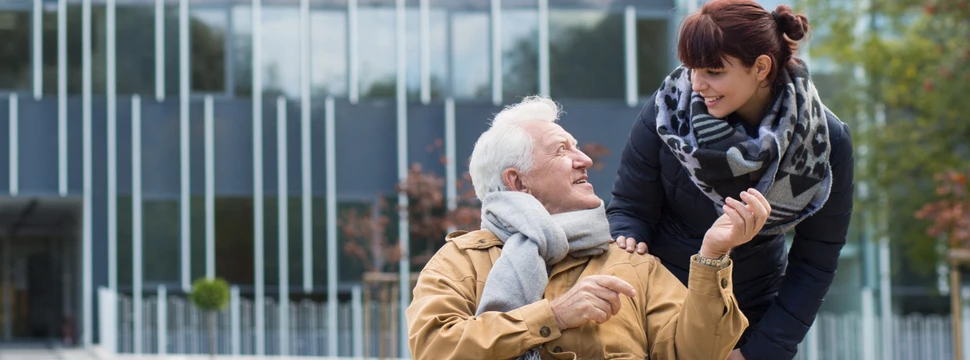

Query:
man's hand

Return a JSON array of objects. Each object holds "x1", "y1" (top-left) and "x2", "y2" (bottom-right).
[
  {"x1": 549, "y1": 275, "x2": 637, "y2": 330},
  {"x1": 612, "y1": 235, "x2": 648, "y2": 254},
  {"x1": 700, "y1": 189, "x2": 771, "y2": 258},
  {"x1": 727, "y1": 349, "x2": 746, "y2": 360}
]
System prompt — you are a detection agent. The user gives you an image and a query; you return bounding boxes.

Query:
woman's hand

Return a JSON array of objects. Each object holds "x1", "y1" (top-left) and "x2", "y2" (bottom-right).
[{"x1": 612, "y1": 235, "x2": 648, "y2": 254}]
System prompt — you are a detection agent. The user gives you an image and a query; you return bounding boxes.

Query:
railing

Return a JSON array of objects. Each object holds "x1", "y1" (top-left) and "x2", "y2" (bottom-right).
[{"x1": 99, "y1": 286, "x2": 970, "y2": 359}]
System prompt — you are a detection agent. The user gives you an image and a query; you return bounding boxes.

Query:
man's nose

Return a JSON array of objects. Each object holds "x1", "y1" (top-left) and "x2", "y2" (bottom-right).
[{"x1": 573, "y1": 149, "x2": 593, "y2": 169}]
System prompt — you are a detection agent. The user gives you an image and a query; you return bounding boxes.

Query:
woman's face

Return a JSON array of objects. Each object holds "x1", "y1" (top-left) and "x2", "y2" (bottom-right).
[{"x1": 689, "y1": 55, "x2": 768, "y2": 120}]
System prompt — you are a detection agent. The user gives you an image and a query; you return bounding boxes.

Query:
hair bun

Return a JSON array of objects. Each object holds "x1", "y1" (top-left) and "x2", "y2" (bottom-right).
[{"x1": 773, "y1": 5, "x2": 810, "y2": 41}]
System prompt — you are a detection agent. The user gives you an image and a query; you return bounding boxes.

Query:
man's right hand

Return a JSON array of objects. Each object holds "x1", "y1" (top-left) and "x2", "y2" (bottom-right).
[{"x1": 549, "y1": 275, "x2": 637, "y2": 330}]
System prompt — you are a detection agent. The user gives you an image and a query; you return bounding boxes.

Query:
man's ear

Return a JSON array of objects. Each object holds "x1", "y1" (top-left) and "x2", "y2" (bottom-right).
[
  {"x1": 502, "y1": 168, "x2": 528, "y2": 193},
  {"x1": 754, "y1": 54, "x2": 772, "y2": 82}
]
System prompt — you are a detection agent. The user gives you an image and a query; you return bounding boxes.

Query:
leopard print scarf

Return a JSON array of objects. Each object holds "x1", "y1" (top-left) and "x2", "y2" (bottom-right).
[{"x1": 655, "y1": 63, "x2": 832, "y2": 235}]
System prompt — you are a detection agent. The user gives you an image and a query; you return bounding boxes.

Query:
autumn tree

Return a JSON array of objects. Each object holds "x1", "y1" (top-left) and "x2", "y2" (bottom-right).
[{"x1": 804, "y1": 0, "x2": 970, "y2": 272}]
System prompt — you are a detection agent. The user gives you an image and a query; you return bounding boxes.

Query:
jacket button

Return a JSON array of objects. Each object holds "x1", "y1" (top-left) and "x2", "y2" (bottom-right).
[
  {"x1": 721, "y1": 278, "x2": 729, "y2": 289},
  {"x1": 540, "y1": 326, "x2": 551, "y2": 337},
  {"x1": 553, "y1": 346, "x2": 563, "y2": 353}
]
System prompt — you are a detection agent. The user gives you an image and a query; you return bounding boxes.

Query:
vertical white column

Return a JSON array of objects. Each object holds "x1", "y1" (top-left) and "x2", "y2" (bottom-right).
[
  {"x1": 537, "y1": 0, "x2": 549, "y2": 97},
  {"x1": 395, "y1": 0, "x2": 411, "y2": 356},
  {"x1": 205, "y1": 96, "x2": 215, "y2": 279},
  {"x1": 132, "y1": 95, "x2": 144, "y2": 354},
  {"x1": 490, "y1": 0, "x2": 502, "y2": 105},
  {"x1": 277, "y1": 96, "x2": 290, "y2": 356},
  {"x1": 300, "y1": 0, "x2": 313, "y2": 295},
  {"x1": 348, "y1": 0, "x2": 359, "y2": 104},
  {"x1": 252, "y1": 0, "x2": 265, "y2": 355},
  {"x1": 300, "y1": 0, "x2": 313, "y2": 293},
  {"x1": 58, "y1": 0, "x2": 67, "y2": 196},
  {"x1": 9, "y1": 94, "x2": 18, "y2": 197},
  {"x1": 157, "y1": 285, "x2": 167, "y2": 355},
  {"x1": 82, "y1": 0, "x2": 93, "y2": 347},
  {"x1": 879, "y1": 234, "x2": 893, "y2": 360},
  {"x1": 107, "y1": 0, "x2": 118, "y2": 293},
  {"x1": 179, "y1": 0, "x2": 191, "y2": 294},
  {"x1": 324, "y1": 97, "x2": 337, "y2": 357},
  {"x1": 231, "y1": 286, "x2": 241, "y2": 356},
  {"x1": 444, "y1": 98, "x2": 456, "y2": 233},
  {"x1": 352, "y1": 286, "x2": 363, "y2": 357},
  {"x1": 32, "y1": 0, "x2": 42, "y2": 99},
  {"x1": 624, "y1": 6, "x2": 638, "y2": 107},
  {"x1": 420, "y1": 0, "x2": 431, "y2": 103},
  {"x1": 156, "y1": 0, "x2": 166, "y2": 101},
  {"x1": 862, "y1": 287, "x2": 877, "y2": 360}
]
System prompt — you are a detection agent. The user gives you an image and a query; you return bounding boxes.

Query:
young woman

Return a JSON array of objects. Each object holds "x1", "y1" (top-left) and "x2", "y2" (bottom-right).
[{"x1": 607, "y1": 1, "x2": 854, "y2": 359}]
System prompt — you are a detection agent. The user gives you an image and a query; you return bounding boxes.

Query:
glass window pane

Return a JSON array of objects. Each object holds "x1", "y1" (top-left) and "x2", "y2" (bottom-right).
[
  {"x1": 636, "y1": 17, "x2": 670, "y2": 97},
  {"x1": 449, "y1": 10, "x2": 489, "y2": 99},
  {"x1": 143, "y1": 199, "x2": 180, "y2": 283},
  {"x1": 358, "y1": 2, "x2": 396, "y2": 99},
  {"x1": 215, "y1": 197, "x2": 255, "y2": 286},
  {"x1": 311, "y1": 197, "x2": 328, "y2": 290},
  {"x1": 502, "y1": 6, "x2": 538, "y2": 100},
  {"x1": 230, "y1": 4, "x2": 252, "y2": 96},
  {"x1": 404, "y1": 1, "x2": 449, "y2": 100},
  {"x1": 117, "y1": 196, "x2": 133, "y2": 286},
  {"x1": 191, "y1": 7, "x2": 229, "y2": 93},
  {"x1": 190, "y1": 196, "x2": 205, "y2": 282},
  {"x1": 549, "y1": 10, "x2": 624, "y2": 99},
  {"x1": 310, "y1": 9, "x2": 347, "y2": 97},
  {"x1": 261, "y1": 6, "x2": 299, "y2": 98},
  {"x1": 0, "y1": 5, "x2": 33, "y2": 91},
  {"x1": 264, "y1": 196, "x2": 279, "y2": 286},
  {"x1": 116, "y1": 5, "x2": 158, "y2": 95}
]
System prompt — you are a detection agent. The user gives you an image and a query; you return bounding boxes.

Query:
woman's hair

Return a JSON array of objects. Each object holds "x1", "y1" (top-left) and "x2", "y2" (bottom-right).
[{"x1": 677, "y1": 0, "x2": 811, "y2": 84}]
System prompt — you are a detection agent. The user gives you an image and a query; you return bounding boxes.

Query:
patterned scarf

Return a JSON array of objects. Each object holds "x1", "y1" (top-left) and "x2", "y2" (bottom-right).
[{"x1": 654, "y1": 62, "x2": 832, "y2": 234}]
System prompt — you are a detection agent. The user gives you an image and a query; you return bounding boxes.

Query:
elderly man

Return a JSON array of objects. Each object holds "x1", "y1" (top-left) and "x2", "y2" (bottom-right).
[{"x1": 406, "y1": 96, "x2": 770, "y2": 359}]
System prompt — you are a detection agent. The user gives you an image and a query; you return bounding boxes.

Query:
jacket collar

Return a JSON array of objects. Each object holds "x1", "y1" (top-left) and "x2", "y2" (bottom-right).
[{"x1": 446, "y1": 230, "x2": 504, "y2": 250}]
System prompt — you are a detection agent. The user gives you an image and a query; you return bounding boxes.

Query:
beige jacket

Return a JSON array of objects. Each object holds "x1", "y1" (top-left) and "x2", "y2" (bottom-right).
[{"x1": 406, "y1": 230, "x2": 748, "y2": 359}]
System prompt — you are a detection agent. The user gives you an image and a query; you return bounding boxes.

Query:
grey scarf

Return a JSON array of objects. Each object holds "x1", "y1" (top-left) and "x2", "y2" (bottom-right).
[
  {"x1": 655, "y1": 62, "x2": 832, "y2": 235},
  {"x1": 476, "y1": 191, "x2": 611, "y2": 360}
]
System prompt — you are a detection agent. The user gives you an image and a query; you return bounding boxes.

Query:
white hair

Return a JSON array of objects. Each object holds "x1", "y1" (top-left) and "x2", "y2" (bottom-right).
[{"x1": 469, "y1": 95, "x2": 563, "y2": 200}]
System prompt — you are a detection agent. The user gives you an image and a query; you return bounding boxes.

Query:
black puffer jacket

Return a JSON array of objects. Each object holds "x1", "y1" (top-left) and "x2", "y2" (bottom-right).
[{"x1": 607, "y1": 92, "x2": 854, "y2": 360}]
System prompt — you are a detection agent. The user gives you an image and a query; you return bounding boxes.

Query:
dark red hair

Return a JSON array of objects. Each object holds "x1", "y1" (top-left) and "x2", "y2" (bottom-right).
[{"x1": 677, "y1": 0, "x2": 811, "y2": 84}]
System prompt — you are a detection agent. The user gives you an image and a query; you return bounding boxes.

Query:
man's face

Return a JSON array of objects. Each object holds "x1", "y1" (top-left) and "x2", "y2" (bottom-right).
[{"x1": 518, "y1": 121, "x2": 601, "y2": 214}]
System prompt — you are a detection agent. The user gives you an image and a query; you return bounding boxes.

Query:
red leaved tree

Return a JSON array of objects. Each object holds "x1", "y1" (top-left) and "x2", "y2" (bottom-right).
[{"x1": 915, "y1": 168, "x2": 970, "y2": 251}]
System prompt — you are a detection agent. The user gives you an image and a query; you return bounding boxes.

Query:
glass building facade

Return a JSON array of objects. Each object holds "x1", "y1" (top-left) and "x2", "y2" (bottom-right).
[
  {"x1": 3, "y1": 0, "x2": 939, "y2": 358},
  {"x1": 0, "y1": 0, "x2": 685, "y2": 352}
]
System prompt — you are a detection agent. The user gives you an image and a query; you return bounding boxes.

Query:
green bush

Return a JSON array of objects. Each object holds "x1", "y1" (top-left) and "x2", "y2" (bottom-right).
[
  {"x1": 190, "y1": 277, "x2": 230, "y2": 311},
  {"x1": 190, "y1": 277, "x2": 230, "y2": 358}
]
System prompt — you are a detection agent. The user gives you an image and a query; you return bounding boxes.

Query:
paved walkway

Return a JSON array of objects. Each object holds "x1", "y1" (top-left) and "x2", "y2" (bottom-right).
[{"x1": 0, "y1": 343, "x2": 100, "y2": 360}]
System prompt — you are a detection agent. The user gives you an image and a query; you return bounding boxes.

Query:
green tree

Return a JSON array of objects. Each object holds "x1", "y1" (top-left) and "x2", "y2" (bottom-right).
[
  {"x1": 189, "y1": 277, "x2": 230, "y2": 359},
  {"x1": 804, "y1": 0, "x2": 970, "y2": 275}
]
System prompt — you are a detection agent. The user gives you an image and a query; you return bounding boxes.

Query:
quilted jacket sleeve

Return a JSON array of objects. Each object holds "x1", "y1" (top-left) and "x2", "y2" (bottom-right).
[{"x1": 607, "y1": 93, "x2": 665, "y2": 247}]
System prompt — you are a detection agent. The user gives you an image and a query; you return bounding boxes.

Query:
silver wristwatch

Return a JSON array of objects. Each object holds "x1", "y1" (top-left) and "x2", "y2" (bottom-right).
[{"x1": 696, "y1": 252, "x2": 730, "y2": 268}]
